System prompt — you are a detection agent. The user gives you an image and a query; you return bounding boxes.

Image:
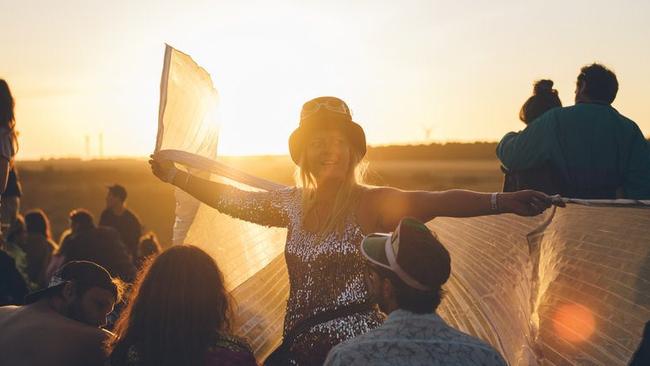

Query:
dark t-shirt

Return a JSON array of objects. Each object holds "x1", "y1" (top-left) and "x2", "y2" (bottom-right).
[
  {"x1": 0, "y1": 250, "x2": 28, "y2": 305},
  {"x1": 99, "y1": 208, "x2": 142, "y2": 258}
]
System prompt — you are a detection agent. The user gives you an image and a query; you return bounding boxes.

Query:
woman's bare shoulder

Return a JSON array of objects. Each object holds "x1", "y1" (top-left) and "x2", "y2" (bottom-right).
[{"x1": 356, "y1": 186, "x2": 402, "y2": 233}]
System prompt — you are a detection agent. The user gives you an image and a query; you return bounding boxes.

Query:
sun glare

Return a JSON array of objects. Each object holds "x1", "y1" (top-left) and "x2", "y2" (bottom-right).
[{"x1": 552, "y1": 303, "x2": 596, "y2": 343}]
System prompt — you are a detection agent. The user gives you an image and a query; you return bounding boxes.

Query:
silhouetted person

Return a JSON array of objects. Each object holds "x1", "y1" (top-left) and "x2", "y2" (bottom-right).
[
  {"x1": 0, "y1": 168, "x2": 22, "y2": 232},
  {"x1": 0, "y1": 79, "x2": 20, "y2": 235},
  {"x1": 48, "y1": 209, "x2": 97, "y2": 281},
  {"x1": 0, "y1": 245, "x2": 28, "y2": 306},
  {"x1": 324, "y1": 218, "x2": 506, "y2": 366},
  {"x1": 0, "y1": 261, "x2": 123, "y2": 366},
  {"x1": 3, "y1": 214, "x2": 30, "y2": 285},
  {"x1": 498, "y1": 64, "x2": 650, "y2": 199},
  {"x1": 62, "y1": 226, "x2": 136, "y2": 283},
  {"x1": 21, "y1": 209, "x2": 58, "y2": 289},
  {"x1": 59, "y1": 209, "x2": 97, "y2": 253},
  {"x1": 134, "y1": 232, "x2": 162, "y2": 268},
  {"x1": 106, "y1": 245, "x2": 257, "y2": 366},
  {"x1": 502, "y1": 80, "x2": 564, "y2": 193},
  {"x1": 100, "y1": 184, "x2": 142, "y2": 260}
]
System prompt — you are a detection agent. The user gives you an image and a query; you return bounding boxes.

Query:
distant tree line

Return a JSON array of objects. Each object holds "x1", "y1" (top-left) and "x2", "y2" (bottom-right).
[
  {"x1": 366, "y1": 142, "x2": 499, "y2": 161},
  {"x1": 366, "y1": 139, "x2": 650, "y2": 161}
]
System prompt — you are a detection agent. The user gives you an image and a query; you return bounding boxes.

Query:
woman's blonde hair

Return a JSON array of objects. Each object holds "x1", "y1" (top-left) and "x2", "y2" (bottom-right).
[{"x1": 296, "y1": 146, "x2": 367, "y2": 236}]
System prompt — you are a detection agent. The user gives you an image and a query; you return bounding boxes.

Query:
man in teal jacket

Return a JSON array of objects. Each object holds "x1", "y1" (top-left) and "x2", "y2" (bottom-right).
[{"x1": 497, "y1": 64, "x2": 650, "y2": 199}]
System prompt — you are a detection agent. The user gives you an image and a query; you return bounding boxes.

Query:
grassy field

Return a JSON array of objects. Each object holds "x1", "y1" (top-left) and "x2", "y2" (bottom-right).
[{"x1": 17, "y1": 156, "x2": 504, "y2": 246}]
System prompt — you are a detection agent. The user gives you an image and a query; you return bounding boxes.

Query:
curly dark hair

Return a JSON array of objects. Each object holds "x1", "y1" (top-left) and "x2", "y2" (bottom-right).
[{"x1": 577, "y1": 63, "x2": 618, "y2": 104}]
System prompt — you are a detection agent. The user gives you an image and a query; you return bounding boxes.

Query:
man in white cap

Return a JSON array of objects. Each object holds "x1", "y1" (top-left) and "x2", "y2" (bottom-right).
[{"x1": 324, "y1": 217, "x2": 507, "y2": 366}]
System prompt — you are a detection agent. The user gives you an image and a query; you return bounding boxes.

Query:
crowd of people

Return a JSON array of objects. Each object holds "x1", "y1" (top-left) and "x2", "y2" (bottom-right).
[
  {"x1": 0, "y1": 62, "x2": 648, "y2": 366},
  {"x1": 0, "y1": 182, "x2": 156, "y2": 307}
]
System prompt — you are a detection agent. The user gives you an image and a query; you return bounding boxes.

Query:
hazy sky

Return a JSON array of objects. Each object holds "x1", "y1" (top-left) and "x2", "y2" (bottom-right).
[{"x1": 2, "y1": 0, "x2": 649, "y2": 159}]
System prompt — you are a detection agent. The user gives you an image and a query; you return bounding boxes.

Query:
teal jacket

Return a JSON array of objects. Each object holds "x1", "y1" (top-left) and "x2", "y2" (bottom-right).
[{"x1": 497, "y1": 103, "x2": 650, "y2": 199}]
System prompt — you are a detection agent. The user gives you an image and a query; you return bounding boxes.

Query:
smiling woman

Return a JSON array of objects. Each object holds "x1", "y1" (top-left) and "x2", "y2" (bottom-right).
[{"x1": 150, "y1": 95, "x2": 556, "y2": 365}]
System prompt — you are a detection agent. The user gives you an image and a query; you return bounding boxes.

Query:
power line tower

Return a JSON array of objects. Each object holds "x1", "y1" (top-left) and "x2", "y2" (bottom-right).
[
  {"x1": 422, "y1": 125, "x2": 434, "y2": 143},
  {"x1": 98, "y1": 133, "x2": 104, "y2": 159},
  {"x1": 85, "y1": 135, "x2": 90, "y2": 158}
]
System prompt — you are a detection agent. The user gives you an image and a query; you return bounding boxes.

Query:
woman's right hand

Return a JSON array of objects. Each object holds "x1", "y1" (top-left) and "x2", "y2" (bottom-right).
[{"x1": 149, "y1": 154, "x2": 177, "y2": 183}]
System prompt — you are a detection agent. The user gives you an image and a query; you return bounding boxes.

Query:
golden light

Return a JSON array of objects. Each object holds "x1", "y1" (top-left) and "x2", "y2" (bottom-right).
[{"x1": 552, "y1": 303, "x2": 596, "y2": 343}]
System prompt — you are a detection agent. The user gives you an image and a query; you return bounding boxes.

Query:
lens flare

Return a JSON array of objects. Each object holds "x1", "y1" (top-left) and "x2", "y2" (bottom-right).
[{"x1": 552, "y1": 303, "x2": 596, "y2": 342}]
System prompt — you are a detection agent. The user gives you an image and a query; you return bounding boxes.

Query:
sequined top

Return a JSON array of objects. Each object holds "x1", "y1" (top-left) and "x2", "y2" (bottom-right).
[{"x1": 214, "y1": 185, "x2": 384, "y2": 364}]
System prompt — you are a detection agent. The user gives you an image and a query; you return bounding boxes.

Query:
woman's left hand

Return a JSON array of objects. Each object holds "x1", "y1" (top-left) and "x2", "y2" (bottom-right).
[{"x1": 498, "y1": 190, "x2": 564, "y2": 216}]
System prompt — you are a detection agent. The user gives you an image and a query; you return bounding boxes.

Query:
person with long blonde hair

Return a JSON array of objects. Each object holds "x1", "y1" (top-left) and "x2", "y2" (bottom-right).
[{"x1": 149, "y1": 96, "x2": 556, "y2": 365}]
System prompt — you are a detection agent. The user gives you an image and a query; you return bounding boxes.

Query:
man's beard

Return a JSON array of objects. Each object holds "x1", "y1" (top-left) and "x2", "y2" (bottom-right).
[
  {"x1": 369, "y1": 290, "x2": 389, "y2": 314},
  {"x1": 63, "y1": 301, "x2": 98, "y2": 327}
]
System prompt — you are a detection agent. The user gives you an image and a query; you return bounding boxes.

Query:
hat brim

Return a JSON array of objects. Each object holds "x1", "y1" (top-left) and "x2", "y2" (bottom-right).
[
  {"x1": 288, "y1": 119, "x2": 367, "y2": 166},
  {"x1": 24, "y1": 283, "x2": 65, "y2": 304},
  {"x1": 361, "y1": 233, "x2": 392, "y2": 270}
]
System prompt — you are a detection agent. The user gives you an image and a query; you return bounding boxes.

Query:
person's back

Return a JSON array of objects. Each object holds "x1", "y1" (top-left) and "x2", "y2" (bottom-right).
[
  {"x1": 325, "y1": 218, "x2": 506, "y2": 366},
  {"x1": 0, "y1": 249, "x2": 28, "y2": 305},
  {"x1": 497, "y1": 63, "x2": 650, "y2": 199},
  {"x1": 552, "y1": 103, "x2": 644, "y2": 197},
  {"x1": 63, "y1": 226, "x2": 136, "y2": 282},
  {"x1": 0, "y1": 304, "x2": 109, "y2": 366},
  {"x1": 100, "y1": 184, "x2": 142, "y2": 259},
  {"x1": 107, "y1": 245, "x2": 257, "y2": 366},
  {"x1": 327, "y1": 309, "x2": 504, "y2": 366},
  {"x1": 21, "y1": 232, "x2": 57, "y2": 288}
]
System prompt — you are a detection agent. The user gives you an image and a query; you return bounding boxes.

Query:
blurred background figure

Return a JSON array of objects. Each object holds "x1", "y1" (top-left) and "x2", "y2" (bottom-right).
[
  {"x1": 22, "y1": 209, "x2": 58, "y2": 289},
  {"x1": 134, "y1": 232, "x2": 162, "y2": 268},
  {"x1": 498, "y1": 63, "x2": 650, "y2": 199},
  {"x1": 100, "y1": 184, "x2": 142, "y2": 260},
  {"x1": 60, "y1": 225, "x2": 136, "y2": 284},
  {"x1": 107, "y1": 245, "x2": 257, "y2": 366},
  {"x1": 0, "y1": 234, "x2": 28, "y2": 305},
  {"x1": 2, "y1": 214, "x2": 33, "y2": 291},
  {"x1": 48, "y1": 208, "x2": 97, "y2": 281},
  {"x1": 0, "y1": 79, "x2": 21, "y2": 237},
  {"x1": 502, "y1": 79, "x2": 563, "y2": 193}
]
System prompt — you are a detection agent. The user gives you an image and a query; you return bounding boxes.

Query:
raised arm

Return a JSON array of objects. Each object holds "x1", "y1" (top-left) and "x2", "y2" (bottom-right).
[
  {"x1": 370, "y1": 187, "x2": 556, "y2": 232},
  {"x1": 149, "y1": 156, "x2": 292, "y2": 228}
]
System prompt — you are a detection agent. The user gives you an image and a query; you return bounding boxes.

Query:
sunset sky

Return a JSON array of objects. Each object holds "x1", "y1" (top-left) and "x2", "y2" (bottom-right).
[{"x1": 2, "y1": 0, "x2": 649, "y2": 159}]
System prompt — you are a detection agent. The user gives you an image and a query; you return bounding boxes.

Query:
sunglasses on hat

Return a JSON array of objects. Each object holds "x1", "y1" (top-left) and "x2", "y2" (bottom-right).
[{"x1": 300, "y1": 98, "x2": 351, "y2": 121}]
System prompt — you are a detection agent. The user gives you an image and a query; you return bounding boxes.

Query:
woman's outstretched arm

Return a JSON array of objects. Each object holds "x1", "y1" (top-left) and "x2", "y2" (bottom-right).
[
  {"x1": 150, "y1": 156, "x2": 230, "y2": 207},
  {"x1": 149, "y1": 156, "x2": 292, "y2": 227},
  {"x1": 369, "y1": 187, "x2": 560, "y2": 232}
]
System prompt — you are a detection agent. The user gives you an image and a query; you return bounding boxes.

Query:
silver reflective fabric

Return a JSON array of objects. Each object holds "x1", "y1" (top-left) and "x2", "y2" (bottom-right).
[{"x1": 156, "y1": 46, "x2": 649, "y2": 364}]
